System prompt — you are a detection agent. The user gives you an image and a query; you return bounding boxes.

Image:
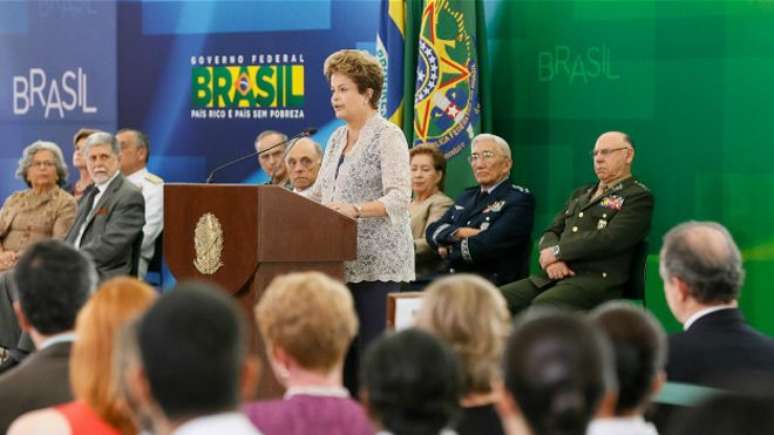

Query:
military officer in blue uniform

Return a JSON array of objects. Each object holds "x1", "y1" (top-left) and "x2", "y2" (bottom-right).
[
  {"x1": 500, "y1": 131, "x2": 654, "y2": 314},
  {"x1": 426, "y1": 134, "x2": 535, "y2": 286}
]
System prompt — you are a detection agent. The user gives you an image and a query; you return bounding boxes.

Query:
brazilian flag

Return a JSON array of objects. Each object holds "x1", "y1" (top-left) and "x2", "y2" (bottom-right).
[
  {"x1": 376, "y1": 0, "x2": 406, "y2": 126},
  {"x1": 412, "y1": 0, "x2": 491, "y2": 198}
]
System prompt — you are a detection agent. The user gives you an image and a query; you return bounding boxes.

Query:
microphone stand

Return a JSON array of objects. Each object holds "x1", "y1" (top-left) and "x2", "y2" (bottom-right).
[{"x1": 205, "y1": 128, "x2": 316, "y2": 183}]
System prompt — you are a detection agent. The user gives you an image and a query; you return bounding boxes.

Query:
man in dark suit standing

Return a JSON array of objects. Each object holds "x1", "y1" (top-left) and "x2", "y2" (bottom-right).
[
  {"x1": 500, "y1": 131, "x2": 654, "y2": 314},
  {"x1": 65, "y1": 131, "x2": 145, "y2": 280},
  {"x1": 660, "y1": 221, "x2": 774, "y2": 389},
  {"x1": 0, "y1": 240, "x2": 96, "y2": 433},
  {"x1": 426, "y1": 133, "x2": 534, "y2": 286}
]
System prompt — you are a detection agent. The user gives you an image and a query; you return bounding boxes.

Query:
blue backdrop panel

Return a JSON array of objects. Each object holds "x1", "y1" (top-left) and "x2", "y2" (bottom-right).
[
  {"x1": 0, "y1": 1, "x2": 117, "y2": 199},
  {"x1": 118, "y1": 0, "x2": 379, "y2": 185}
]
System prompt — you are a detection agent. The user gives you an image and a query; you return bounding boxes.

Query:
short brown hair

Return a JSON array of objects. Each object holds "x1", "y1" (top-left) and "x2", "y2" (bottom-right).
[
  {"x1": 71, "y1": 277, "x2": 157, "y2": 435},
  {"x1": 256, "y1": 272, "x2": 358, "y2": 372},
  {"x1": 323, "y1": 49, "x2": 383, "y2": 110},
  {"x1": 73, "y1": 128, "x2": 98, "y2": 146},
  {"x1": 410, "y1": 144, "x2": 447, "y2": 190},
  {"x1": 416, "y1": 274, "x2": 511, "y2": 394}
]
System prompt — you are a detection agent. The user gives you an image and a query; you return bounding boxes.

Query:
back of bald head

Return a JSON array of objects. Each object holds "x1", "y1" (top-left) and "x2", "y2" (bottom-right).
[{"x1": 660, "y1": 221, "x2": 744, "y2": 304}]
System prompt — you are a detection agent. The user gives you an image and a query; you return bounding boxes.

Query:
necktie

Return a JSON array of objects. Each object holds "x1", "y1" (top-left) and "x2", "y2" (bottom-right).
[{"x1": 477, "y1": 190, "x2": 490, "y2": 207}]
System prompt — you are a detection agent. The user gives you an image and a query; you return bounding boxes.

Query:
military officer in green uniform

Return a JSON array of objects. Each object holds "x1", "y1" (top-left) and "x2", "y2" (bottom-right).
[{"x1": 500, "y1": 131, "x2": 654, "y2": 314}]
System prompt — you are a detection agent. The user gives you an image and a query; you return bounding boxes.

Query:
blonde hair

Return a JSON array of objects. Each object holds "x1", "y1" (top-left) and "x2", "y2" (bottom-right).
[
  {"x1": 323, "y1": 49, "x2": 383, "y2": 109},
  {"x1": 70, "y1": 277, "x2": 157, "y2": 435},
  {"x1": 416, "y1": 274, "x2": 511, "y2": 394},
  {"x1": 256, "y1": 272, "x2": 358, "y2": 372}
]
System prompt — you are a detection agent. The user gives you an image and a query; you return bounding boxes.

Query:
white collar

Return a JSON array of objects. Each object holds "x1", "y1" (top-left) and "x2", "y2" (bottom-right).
[
  {"x1": 39, "y1": 332, "x2": 76, "y2": 350},
  {"x1": 587, "y1": 416, "x2": 658, "y2": 435},
  {"x1": 126, "y1": 167, "x2": 148, "y2": 183},
  {"x1": 173, "y1": 412, "x2": 259, "y2": 435},
  {"x1": 684, "y1": 304, "x2": 737, "y2": 330},
  {"x1": 283, "y1": 385, "x2": 350, "y2": 399}
]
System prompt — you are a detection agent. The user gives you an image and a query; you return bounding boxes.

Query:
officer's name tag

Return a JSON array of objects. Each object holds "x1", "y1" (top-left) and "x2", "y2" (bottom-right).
[
  {"x1": 597, "y1": 219, "x2": 608, "y2": 230},
  {"x1": 480, "y1": 222, "x2": 490, "y2": 231}
]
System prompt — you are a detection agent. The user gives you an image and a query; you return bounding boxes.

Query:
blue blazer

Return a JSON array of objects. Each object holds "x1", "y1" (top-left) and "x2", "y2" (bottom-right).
[{"x1": 426, "y1": 181, "x2": 534, "y2": 285}]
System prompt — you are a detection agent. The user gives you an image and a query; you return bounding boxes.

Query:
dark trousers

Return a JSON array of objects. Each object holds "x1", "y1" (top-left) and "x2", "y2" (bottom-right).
[
  {"x1": 343, "y1": 280, "x2": 400, "y2": 396},
  {"x1": 0, "y1": 272, "x2": 20, "y2": 350},
  {"x1": 499, "y1": 277, "x2": 620, "y2": 315}
]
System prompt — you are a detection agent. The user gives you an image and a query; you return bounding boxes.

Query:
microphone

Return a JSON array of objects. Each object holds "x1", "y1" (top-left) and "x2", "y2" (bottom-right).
[{"x1": 205, "y1": 127, "x2": 317, "y2": 183}]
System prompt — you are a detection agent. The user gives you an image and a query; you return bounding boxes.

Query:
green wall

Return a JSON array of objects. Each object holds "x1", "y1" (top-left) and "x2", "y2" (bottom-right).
[{"x1": 483, "y1": 0, "x2": 774, "y2": 334}]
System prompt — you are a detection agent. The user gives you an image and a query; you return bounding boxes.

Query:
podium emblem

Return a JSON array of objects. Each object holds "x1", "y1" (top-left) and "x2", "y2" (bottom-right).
[{"x1": 193, "y1": 213, "x2": 224, "y2": 275}]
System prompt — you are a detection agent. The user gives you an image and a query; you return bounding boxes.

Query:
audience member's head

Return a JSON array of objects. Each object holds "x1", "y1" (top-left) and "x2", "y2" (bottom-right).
[
  {"x1": 361, "y1": 328, "x2": 462, "y2": 435},
  {"x1": 592, "y1": 131, "x2": 634, "y2": 186},
  {"x1": 83, "y1": 131, "x2": 121, "y2": 184},
  {"x1": 71, "y1": 277, "x2": 157, "y2": 434},
  {"x1": 113, "y1": 320, "x2": 153, "y2": 433},
  {"x1": 255, "y1": 130, "x2": 289, "y2": 182},
  {"x1": 470, "y1": 133, "x2": 512, "y2": 189},
  {"x1": 501, "y1": 308, "x2": 614, "y2": 435},
  {"x1": 256, "y1": 272, "x2": 357, "y2": 384},
  {"x1": 589, "y1": 301, "x2": 667, "y2": 416},
  {"x1": 72, "y1": 127, "x2": 98, "y2": 171},
  {"x1": 135, "y1": 281, "x2": 256, "y2": 428},
  {"x1": 116, "y1": 128, "x2": 150, "y2": 175},
  {"x1": 410, "y1": 143, "x2": 447, "y2": 195},
  {"x1": 15, "y1": 140, "x2": 69, "y2": 188},
  {"x1": 659, "y1": 221, "x2": 744, "y2": 323},
  {"x1": 12, "y1": 239, "x2": 96, "y2": 342},
  {"x1": 416, "y1": 274, "x2": 510, "y2": 396},
  {"x1": 284, "y1": 137, "x2": 323, "y2": 192}
]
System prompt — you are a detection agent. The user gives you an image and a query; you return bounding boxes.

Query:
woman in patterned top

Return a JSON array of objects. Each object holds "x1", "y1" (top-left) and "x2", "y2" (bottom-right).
[
  {"x1": 0, "y1": 140, "x2": 77, "y2": 351},
  {"x1": 309, "y1": 49, "x2": 414, "y2": 391}
]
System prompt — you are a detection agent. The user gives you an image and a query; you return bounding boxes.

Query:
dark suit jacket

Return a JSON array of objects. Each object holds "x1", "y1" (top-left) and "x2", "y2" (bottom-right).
[
  {"x1": 426, "y1": 181, "x2": 535, "y2": 285},
  {"x1": 531, "y1": 177, "x2": 654, "y2": 293},
  {"x1": 0, "y1": 341, "x2": 73, "y2": 434},
  {"x1": 667, "y1": 308, "x2": 774, "y2": 389},
  {"x1": 65, "y1": 173, "x2": 145, "y2": 280}
]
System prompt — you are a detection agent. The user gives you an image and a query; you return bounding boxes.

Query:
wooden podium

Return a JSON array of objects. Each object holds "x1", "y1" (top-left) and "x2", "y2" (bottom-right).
[{"x1": 164, "y1": 184, "x2": 356, "y2": 397}]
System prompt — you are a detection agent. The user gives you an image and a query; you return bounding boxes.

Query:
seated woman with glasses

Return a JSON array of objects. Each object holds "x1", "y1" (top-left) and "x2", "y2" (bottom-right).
[{"x1": 0, "y1": 141, "x2": 76, "y2": 353}]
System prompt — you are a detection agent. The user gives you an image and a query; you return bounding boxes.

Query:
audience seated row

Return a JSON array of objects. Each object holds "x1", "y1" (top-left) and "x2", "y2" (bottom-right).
[{"x1": 0, "y1": 204, "x2": 771, "y2": 435}]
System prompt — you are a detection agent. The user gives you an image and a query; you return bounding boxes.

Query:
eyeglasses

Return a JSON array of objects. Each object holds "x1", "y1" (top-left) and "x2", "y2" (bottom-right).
[
  {"x1": 590, "y1": 147, "x2": 630, "y2": 158},
  {"x1": 30, "y1": 160, "x2": 56, "y2": 168},
  {"x1": 468, "y1": 151, "x2": 499, "y2": 164}
]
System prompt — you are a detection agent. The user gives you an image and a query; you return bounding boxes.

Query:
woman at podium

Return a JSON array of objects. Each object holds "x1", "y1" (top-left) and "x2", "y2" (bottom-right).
[{"x1": 309, "y1": 49, "x2": 414, "y2": 387}]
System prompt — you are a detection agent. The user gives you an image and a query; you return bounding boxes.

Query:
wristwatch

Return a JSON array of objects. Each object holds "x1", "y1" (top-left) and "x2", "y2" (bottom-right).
[
  {"x1": 353, "y1": 204, "x2": 363, "y2": 218},
  {"x1": 551, "y1": 245, "x2": 560, "y2": 258}
]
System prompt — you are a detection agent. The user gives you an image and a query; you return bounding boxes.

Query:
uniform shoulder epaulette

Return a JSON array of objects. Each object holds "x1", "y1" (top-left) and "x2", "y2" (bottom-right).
[
  {"x1": 634, "y1": 180, "x2": 650, "y2": 191},
  {"x1": 144, "y1": 173, "x2": 164, "y2": 185},
  {"x1": 511, "y1": 184, "x2": 530, "y2": 193}
]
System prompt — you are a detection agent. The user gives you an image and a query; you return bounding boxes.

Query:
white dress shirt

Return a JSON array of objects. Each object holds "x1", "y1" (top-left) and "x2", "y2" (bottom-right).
[
  {"x1": 126, "y1": 167, "x2": 164, "y2": 277},
  {"x1": 172, "y1": 412, "x2": 262, "y2": 435},
  {"x1": 587, "y1": 416, "x2": 659, "y2": 435},
  {"x1": 74, "y1": 170, "x2": 119, "y2": 248}
]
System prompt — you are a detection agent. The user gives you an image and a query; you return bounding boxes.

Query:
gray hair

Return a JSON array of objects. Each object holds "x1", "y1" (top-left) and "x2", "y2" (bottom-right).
[
  {"x1": 255, "y1": 130, "x2": 289, "y2": 149},
  {"x1": 285, "y1": 137, "x2": 323, "y2": 161},
  {"x1": 471, "y1": 133, "x2": 511, "y2": 159},
  {"x1": 83, "y1": 131, "x2": 119, "y2": 156},
  {"x1": 660, "y1": 221, "x2": 745, "y2": 304},
  {"x1": 117, "y1": 128, "x2": 150, "y2": 159},
  {"x1": 16, "y1": 140, "x2": 69, "y2": 188}
]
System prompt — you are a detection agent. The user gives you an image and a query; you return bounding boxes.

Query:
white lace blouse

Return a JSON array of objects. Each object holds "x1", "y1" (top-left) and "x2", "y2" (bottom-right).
[{"x1": 309, "y1": 114, "x2": 415, "y2": 283}]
